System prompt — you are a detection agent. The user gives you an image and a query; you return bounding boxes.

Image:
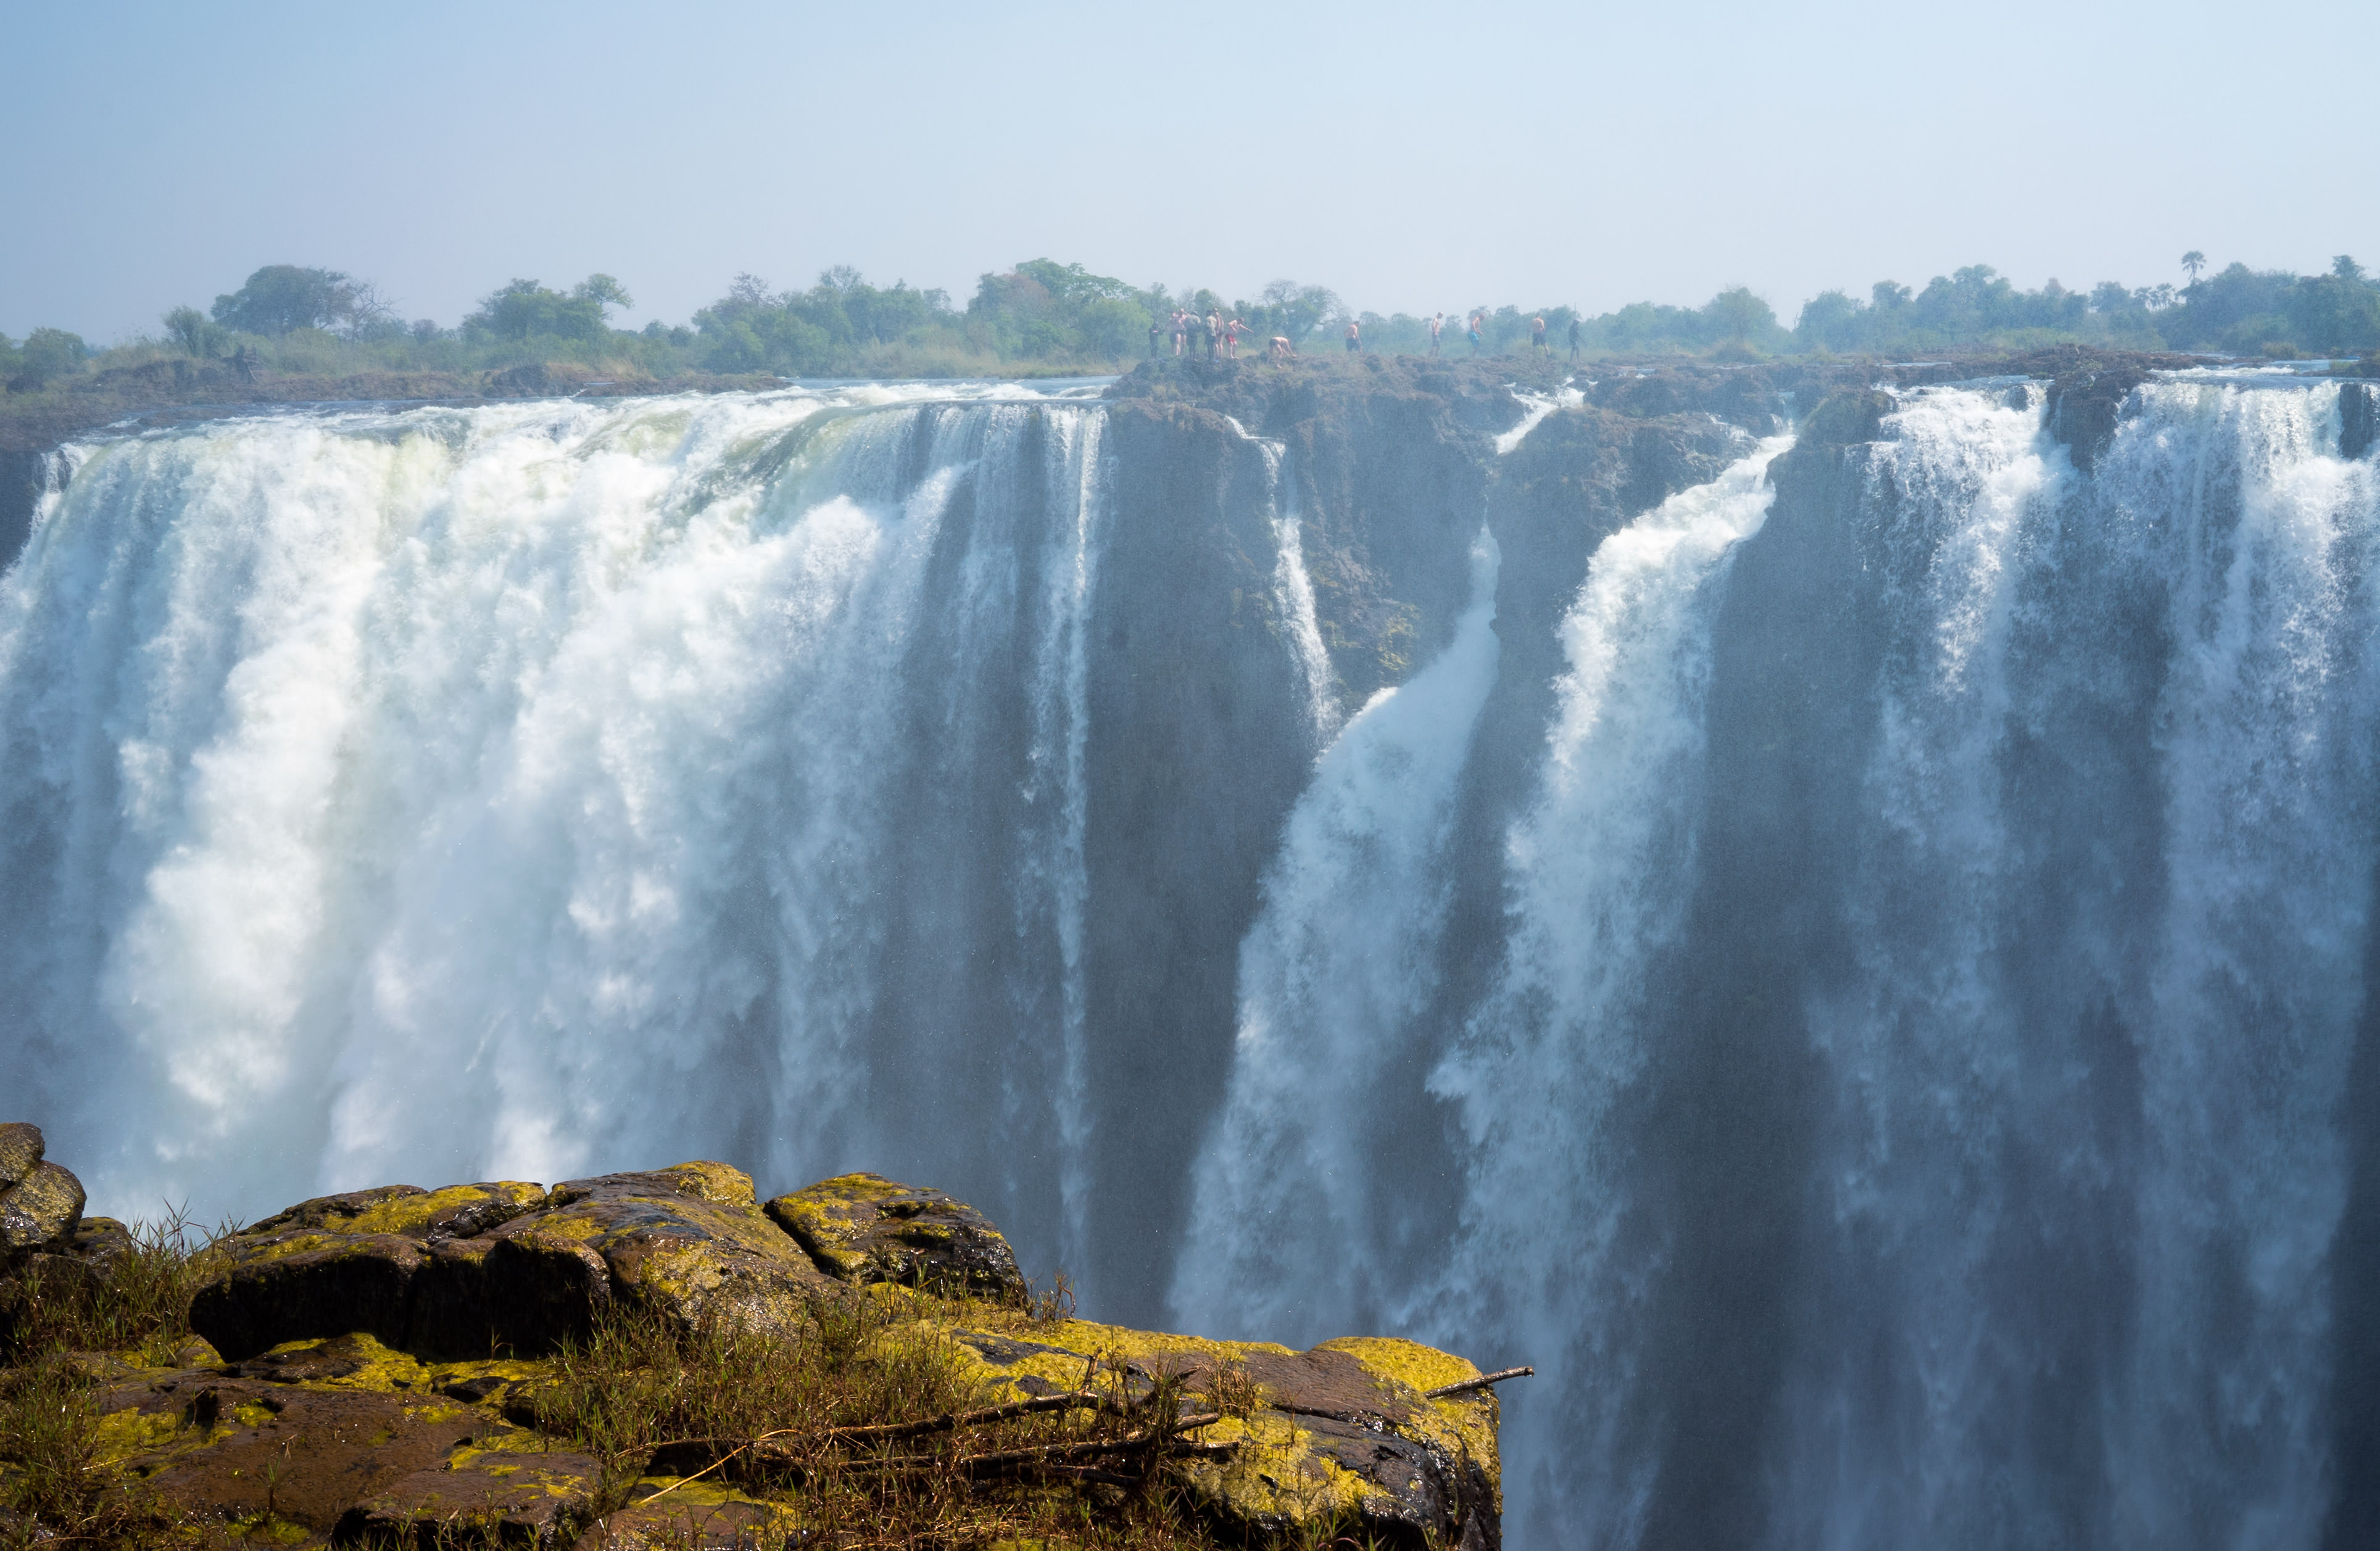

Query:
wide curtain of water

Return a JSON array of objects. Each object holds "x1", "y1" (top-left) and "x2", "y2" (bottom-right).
[{"x1": 4, "y1": 374, "x2": 2376, "y2": 1549}]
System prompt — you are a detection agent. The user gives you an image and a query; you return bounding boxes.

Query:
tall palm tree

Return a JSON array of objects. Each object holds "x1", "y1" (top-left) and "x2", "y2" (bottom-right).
[{"x1": 2181, "y1": 250, "x2": 2206, "y2": 286}]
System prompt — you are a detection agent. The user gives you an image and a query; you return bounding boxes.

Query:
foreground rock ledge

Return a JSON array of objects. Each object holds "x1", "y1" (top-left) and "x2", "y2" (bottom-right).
[{"x1": 4, "y1": 1141, "x2": 1504, "y2": 1549}]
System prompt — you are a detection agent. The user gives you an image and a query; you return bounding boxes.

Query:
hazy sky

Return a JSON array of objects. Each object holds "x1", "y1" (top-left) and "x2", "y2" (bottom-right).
[{"x1": 5, "y1": 0, "x2": 2374, "y2": 341}]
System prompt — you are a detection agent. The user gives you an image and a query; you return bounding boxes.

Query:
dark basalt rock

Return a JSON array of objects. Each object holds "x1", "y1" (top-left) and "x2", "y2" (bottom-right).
[
  {"x1": 2045, "y1": 366, "x2": 2151, "y2": 472},
  {"x1": 190, "y1": 1162, "x2": 852, "y2": 1360},
  {"x1": 338, "y1": 1449, "x2": 603, "y2": 1545},
  {"x1": 189, "y1": 1180, "x2": 545, "y2": 1360},
  {"x1": 484, "y1": 1160, "x2": 841, "y2": 1354},
  {"x1": 2342, "y1": 381, "x2": 2376, "y2": 461},
  {"x1": 764, "y1": 1170, "x2": 1026, "y2": 1298},
  {"x1": 83, "y1": 1353, "x2": 596, "y2": 1542}
]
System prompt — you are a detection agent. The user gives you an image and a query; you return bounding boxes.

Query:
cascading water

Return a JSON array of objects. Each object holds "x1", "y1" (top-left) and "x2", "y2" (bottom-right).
[
  {"x1": 6, "y1": 365, "x2": 2378, "y2": 1550},
  {"x1": 0, "y1": 385, "x2": 1120, "y2": 1274},
  {"x1": 1177, "y1": 376, "x2": 2380, "y2": 1549}
]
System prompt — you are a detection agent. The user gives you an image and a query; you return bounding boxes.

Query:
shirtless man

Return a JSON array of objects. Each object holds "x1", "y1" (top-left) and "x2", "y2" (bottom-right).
[
  {"x1": 1428, "y1": 312, "x2": 1444, "y2": 356},
  {"x1": 1207, "y1": 311, "x2": 1224, "y2": 359},
  {"x1": 1172, "y1": 310, "x2": 1187, "y2": 357},
  {"x1": 1224, "y1": 318, "x2": 1251, "y2": 358},
  {"x1": 1532, "y1": 315, "x2": 1548, "y2": 357},
  {"x1": 1270, "y1": 336, "x2": 1293, "y2": 360},
  {"x1": 1345, "y1": 319, "x2": 1361, "y2": 353}
]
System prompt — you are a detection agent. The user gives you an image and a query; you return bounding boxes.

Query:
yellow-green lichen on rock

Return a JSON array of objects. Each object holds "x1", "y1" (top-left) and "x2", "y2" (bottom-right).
[
  {"x1": 54, "y1": 1157, "x2": 1509, "y2": 1547},
  {"x1": 917, "y1": 1312, "x2": 1501, "y2": 1548},
  {"x1": 764, "y1": 1171, "x2": 1026, "y2": 1298}
]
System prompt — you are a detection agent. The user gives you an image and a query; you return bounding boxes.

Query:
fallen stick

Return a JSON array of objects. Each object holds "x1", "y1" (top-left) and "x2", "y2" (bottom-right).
[
  {"x1": 841, "y1": 1415, "x2": 1229, "y2": 1478},
  {"x1": 647, "y1": 1391, "x2": 1120, "y2": 1474},
  {"x1": 636, "y1": 1428, "x2": 801, "y2": 1507},
  {"x1": 823, "y1": 1391, "x2": 1111, "y2": 1442},
  {"x1": 1424, "y1": 1367, "x2": 1535, "y2": 1399}
]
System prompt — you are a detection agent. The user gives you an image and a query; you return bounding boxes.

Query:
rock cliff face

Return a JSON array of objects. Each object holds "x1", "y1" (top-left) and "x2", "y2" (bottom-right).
[{"x1": 1077, "y1": 357, "x2": 1786, "y2": 1307}]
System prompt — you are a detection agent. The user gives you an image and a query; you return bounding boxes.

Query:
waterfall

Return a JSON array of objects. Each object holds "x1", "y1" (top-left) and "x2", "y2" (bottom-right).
[
  {"x1": 1179, "y1": 376, "x2": 2380, "y2": 1549},
  {"x1": 7, "y1": 366, "x2": 2378, "y2": 1549},
  {"x1": 1171, "y1": 526, "x2": 1500, "y2": 1337},
  {"x1": 0, "y1": 386, "x2": 1113, "y2": 1271}
]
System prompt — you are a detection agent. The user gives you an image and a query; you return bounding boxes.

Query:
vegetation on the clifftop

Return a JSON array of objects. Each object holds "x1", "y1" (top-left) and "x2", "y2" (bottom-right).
[
  {"x1": 2, "y1": 1135, "x2": 1507, "y2": 1550},
  {"x1": 8, "y1": 250, "x2": 2375, "y2": 458}
]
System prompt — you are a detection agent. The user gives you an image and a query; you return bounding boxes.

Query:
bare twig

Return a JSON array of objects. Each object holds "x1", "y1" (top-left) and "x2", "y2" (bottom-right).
[
  {"x1": 1424, "y1": 1366, "x2": 1534, "y2": 1399},
  {"x1": 842, "y1": 1415, "x2": 1230, "y2": 1478},
  {"x1": 821, "y1": 1390, "x2": 1112, "y2": 1442},
  {"x1": 635, "y1": 1427, "x2": 801, "y2": 1506},
  {"x1": 644, "y1": 1391, "x2": 1124, "y2": 1476}
]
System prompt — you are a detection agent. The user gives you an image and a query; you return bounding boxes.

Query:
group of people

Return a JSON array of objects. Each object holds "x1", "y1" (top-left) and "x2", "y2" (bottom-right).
[
  {"x1": 1152, "y1": 305, "x2": 1585, "y2": 365},
  {"x1": 1421, "y1": 310, "x2": 1582, "y2": 362},
  {"x1": 1158, "y1": 308, "x2": 1278, "y2": 362}
]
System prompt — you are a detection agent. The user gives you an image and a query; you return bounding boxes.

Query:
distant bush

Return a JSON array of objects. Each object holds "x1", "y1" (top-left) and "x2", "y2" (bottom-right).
[{"x1": 9, "y1": 327, "x2": 86, "y2": 389}]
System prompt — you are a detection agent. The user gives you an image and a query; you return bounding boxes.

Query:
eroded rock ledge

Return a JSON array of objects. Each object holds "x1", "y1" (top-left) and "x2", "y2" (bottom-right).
[{"x1": 0, "y1": 1127, "x2": 1506, "y2": 1550}]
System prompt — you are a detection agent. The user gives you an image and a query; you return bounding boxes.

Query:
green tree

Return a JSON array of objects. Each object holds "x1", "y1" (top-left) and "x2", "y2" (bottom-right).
[
  {"x1": 1074, "y1": 296, "x2": 1148, "y2": 358},
  {"x1": 210, "y1": 265, "x2": 369, "y2": 335},
  {"x1": 2182, "y1": 250, "x2": 2207, "y2": 286},
  {"x1": 162, "y1": 305, "x2": 228, "y2": 358},
  {"x1": 466, "y1": 276, "x2": 626, "y2": 342},
  {"x1": 12, "y1": 327, "x2": 88, "y2": 387},
  {"x1": 1254, "y1": 281, "x2": 1340, "y2": 344},
  {"x1": 1706, "y1": 286, "x2": 1776, "y2": 347},
  {"x1": 574, "y1": 274, "x2": 634, "y2": 312}
]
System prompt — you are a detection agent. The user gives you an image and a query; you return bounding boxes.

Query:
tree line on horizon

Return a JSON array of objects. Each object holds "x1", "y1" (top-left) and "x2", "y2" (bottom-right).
[{"x1": 6, "y1": 252, "x2": 2378, "y2": 395}]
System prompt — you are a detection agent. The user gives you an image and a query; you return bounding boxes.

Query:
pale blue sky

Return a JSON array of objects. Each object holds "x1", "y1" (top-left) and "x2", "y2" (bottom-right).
[{"x1": 4, "y1": 0, "x2": 2372, "y2": 341}]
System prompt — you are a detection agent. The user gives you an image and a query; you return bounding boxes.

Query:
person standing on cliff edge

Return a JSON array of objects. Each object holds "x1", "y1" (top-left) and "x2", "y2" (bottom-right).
[
  {"x1": 1345, "y1": 319, "x2": 1361, "y2": 353},
  {"x1": 1467, "y1": 314, "x2": 1484, "y2": 354},
  {"x1": 1532, "y1": 315, "x2": 1548, "y2": 358},
  {"x1": 1567, "y1": 316, "x2": 1583, "y2": 363},
  {"x1": 1428, "y1": 312, "x2": 1445, "y2": 356}
]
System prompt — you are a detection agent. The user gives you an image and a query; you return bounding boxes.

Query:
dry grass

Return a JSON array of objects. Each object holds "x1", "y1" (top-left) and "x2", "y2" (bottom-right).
[
  {"x1": 0, "y1": 1222, "x2": 1266, "y2": 1550},
  {"x1": 0, "y1": 1208, "x2": 220, "y2": 1367},
  {"x1": 532, "y1": 1290, "x2": 1224, "y2": 1549}
]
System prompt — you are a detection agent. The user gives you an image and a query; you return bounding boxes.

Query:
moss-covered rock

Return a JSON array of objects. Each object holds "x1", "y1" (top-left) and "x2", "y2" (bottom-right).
[
  {"x1": 81, "y1": 1334, "x2": 583, "y2": 1543},
  {"x1": 190, "y1": 1164, "x2": 846, "y2": 1362},
  {"x1": 577, "y1": 1482, "x2": 800, "y2": 1550},
  {"x1": 0, "y1": 1160, "x2": 85, "y2": 1260},
  {"x1": 935, "y1": 1312, "x2": 1502, "y2": 1550},
  {"x1": 0, "y1": 1123, "x2": 41, "y2": 1188},
  {"x1": 492, "y1": 1163, "x2": 840, "y2": 1352},
  {"x1": 18, "y1": 1158, "x2": 1510, "y2": 1547},
  {"x1": 189, "y1": 1181, "x2": 547, "y2": 1360},
  {"x1": 764, "y1": 1172, "x2": 1025, "y2": 1299}
]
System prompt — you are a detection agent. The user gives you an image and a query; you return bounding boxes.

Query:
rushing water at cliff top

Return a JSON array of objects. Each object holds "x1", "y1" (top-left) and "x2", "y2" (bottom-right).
[
  {"x1": 0, "y1": 383, "x2": 1122, "y2": 1275},
  {"x1": 5, "y1": 372, "x2": 2379, "y2": 1549}
]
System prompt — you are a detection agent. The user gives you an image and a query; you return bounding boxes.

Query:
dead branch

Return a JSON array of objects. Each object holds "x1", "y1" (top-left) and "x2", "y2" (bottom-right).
[{"x1": 1424, "y1": 1365, "x2": 1534, "y2": 1399}]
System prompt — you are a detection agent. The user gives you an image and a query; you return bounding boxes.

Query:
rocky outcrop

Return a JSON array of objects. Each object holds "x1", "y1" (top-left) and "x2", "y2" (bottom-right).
[
  {"x1": 935, "y1": 1320, "x2": 1504, "y2": 1549},
  {"x1": 188, "y1": 1162, "x2": 842, "y2": 1361},
  {"x1": 2342, "y1": 380, "x2": 2376, "y2": 462},
  {"x1": 7, "y1": 1144, "x2": 1508, "y2": 1547},
  {"x1": 765, "y1": 1172, "x2": 1024, "y2": 1297},
  {"x1": 0, "y1": 1123, "x2": 83, "y2": 1262},
  {"x1": 2046, "y1": 366, "x2": 2152, "y2": 472}
]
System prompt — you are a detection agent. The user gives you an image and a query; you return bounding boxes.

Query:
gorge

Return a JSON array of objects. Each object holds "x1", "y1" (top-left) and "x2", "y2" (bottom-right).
[{"x1": 4, "y1": 354, "x2": 2378, "y2": 1549}]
